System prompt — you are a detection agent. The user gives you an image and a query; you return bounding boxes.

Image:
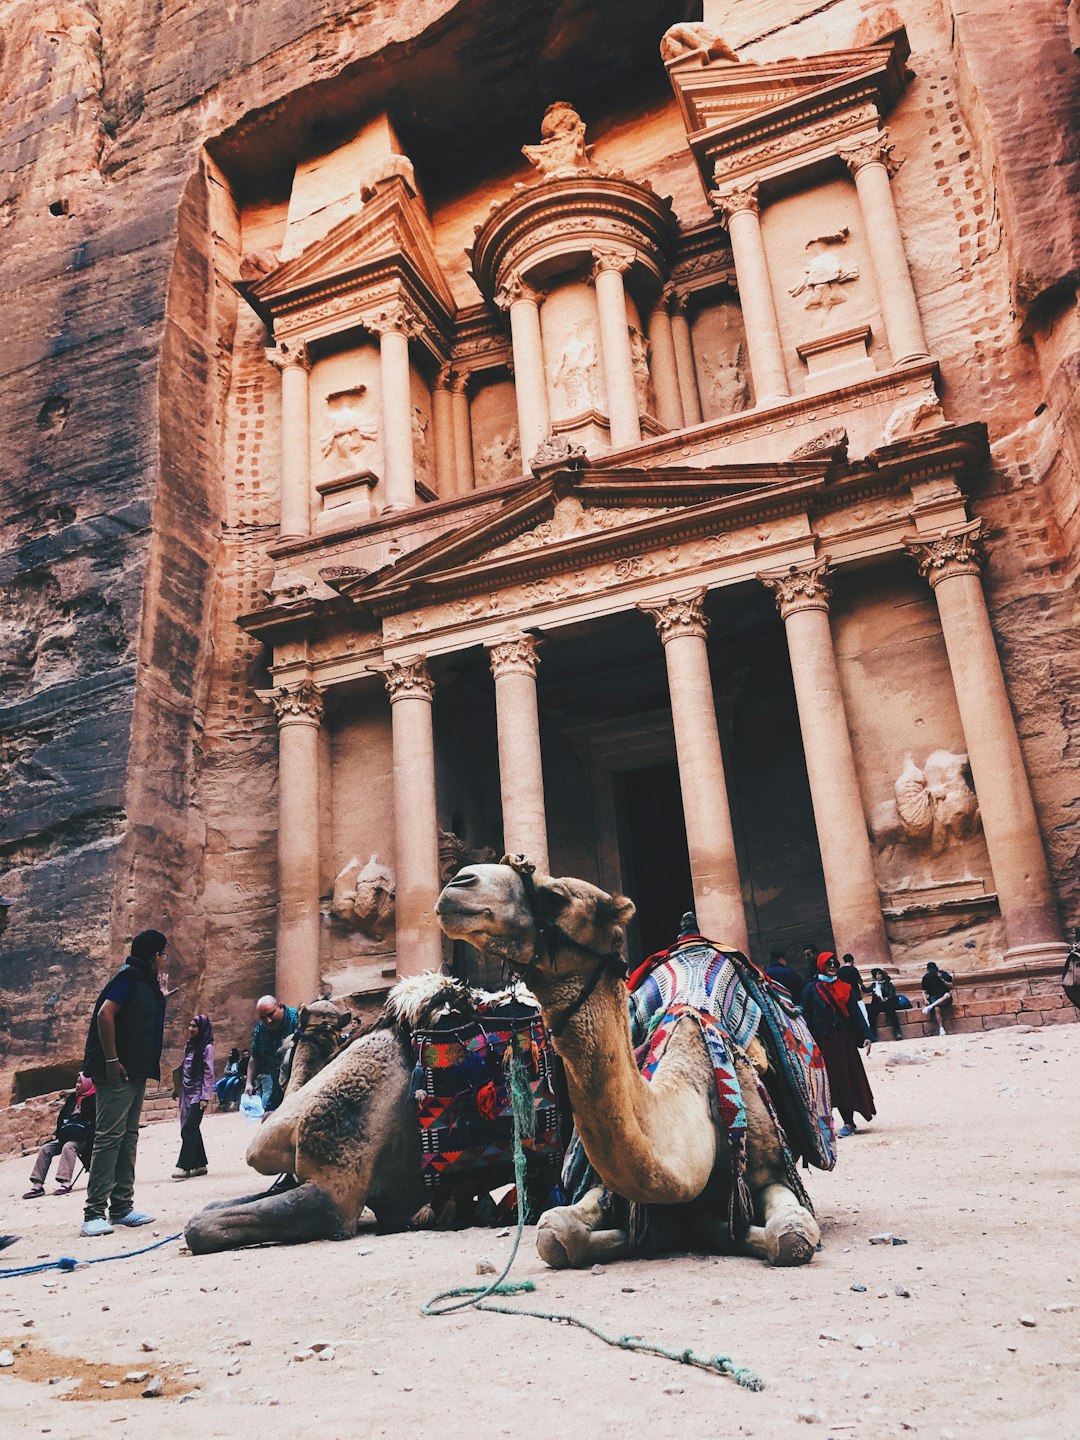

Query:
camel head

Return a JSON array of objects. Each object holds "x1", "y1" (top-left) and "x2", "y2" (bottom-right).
[
  {"x1": 278, "y1": 1000, "x2": 352, "y2": 1096},
  {"x1": 436, "y1": 861, "x2": 635, "y2": 989}
]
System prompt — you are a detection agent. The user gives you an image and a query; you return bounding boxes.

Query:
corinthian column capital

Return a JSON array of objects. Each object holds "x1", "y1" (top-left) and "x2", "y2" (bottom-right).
[
  {"x1": 269, "y1": 679, "x2": 323, "y2": 724},
  {"x1": 904, "y1": 520, "x2": 985, "y2": 587},
  {"x1": 488, "y1": 634, "x2": 541, "y2": 679},
  {"x1": 759, "y1": 559, "x2": 833, "y2": 619},
  {"x1": 709, "y1": 182, "x2": 760, "y2": 225},
  {"x1": 591, "y1": 247, "x2": 634, "y2": 278},
  {"x1": 382, "y1": 657, "x2": 435, "y2": 703},
  {"x1": 494, "y1": 272, "x2": 544, "y2": 311},
  {"x1": 265, "y1": 339, "x2": 311, "y2": 373},
  {"x1": 840, "y1": 130, "x2": 899, "y2": 177},
  {"x1": 638, "y1": 589, "x2": 709, "y2": 643},
  {"x1": 365, "y1": 300, "x2": 425, "y2": 340}
]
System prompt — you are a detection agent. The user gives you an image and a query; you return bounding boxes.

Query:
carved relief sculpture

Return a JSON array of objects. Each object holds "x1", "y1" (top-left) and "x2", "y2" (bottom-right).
[
  {"x1": 628, "y1": 325, "x2": 655, "y2": 415},
  {"x1": 789, "y1": 229, "x2": 860, "y2": 310},
  {"x1": 330, "y1": 854, "x2": 396, "y2": 940},
  {"x1": 660, "y1": 22, "x2": 740, "y2": 65},
  {"x1": 412, "y1": 407, "x2": 430, "y2": 482},
  {"x1": 476, "y1": 425, "x2": 520, "y2": 487},
  {"x1": 320, "y1": 387, "x2": 379, "y2": 473},
  {"x1": 870, "y1": 751, "x2": 982, "y2": 859},
  {"x1": 521, "y1": 101, "x2": 599, "y2": 179},
  {"x1": 699, "y1": 340, "x2": 750, "y2": 415},
  {"x1": 552, "y1": 328, "x2": 599, "y2": 411}
]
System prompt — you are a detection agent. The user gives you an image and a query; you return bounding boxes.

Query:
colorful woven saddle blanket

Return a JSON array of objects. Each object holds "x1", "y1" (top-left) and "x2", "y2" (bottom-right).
[
  {"x1": 562, "y1": 939, "x2": 834, "y2": 1247},
  {"x1": 411, "y1": 995, "x2": 565, "y2": 1220}
]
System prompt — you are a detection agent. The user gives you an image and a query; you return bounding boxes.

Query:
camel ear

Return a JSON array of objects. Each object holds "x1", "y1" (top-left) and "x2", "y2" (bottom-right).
[
  {"x1": 599, "y1": 893, "x2": 635, "y2": 927},
  {"x1": 298, "y1": 1005, "x2": 311, "y2": 1028},
  {"x1": 335, "y1": 1011, "x2": 351, "y2": 1031}
]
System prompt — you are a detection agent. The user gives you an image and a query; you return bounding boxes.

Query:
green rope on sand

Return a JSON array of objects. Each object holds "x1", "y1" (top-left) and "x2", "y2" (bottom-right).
[{"x1": 421, "y1": 1055, "x2": 765, "y2": 1390}]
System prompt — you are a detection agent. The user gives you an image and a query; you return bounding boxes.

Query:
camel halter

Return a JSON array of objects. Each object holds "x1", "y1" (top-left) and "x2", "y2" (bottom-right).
[{"x1": 499, "y1": 855, "x2": 627, "y2": 1039}]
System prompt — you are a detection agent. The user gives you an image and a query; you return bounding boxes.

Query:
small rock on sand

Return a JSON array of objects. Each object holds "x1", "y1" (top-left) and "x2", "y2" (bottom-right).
[{"x1": 142, "y1": 1375, "x2": 164, "y2": 1398}]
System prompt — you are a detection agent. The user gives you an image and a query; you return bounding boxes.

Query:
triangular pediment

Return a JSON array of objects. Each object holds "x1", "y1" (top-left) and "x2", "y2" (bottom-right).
[
  {"x1": 351, "y1": 461, "x2": 833, "y2": 613},
  {"x1": 670, "y1": 29, "x2": 911, "y2": 187},
  {"x1": 247, "y1": 176, "x2": 456, "y2": 320}
]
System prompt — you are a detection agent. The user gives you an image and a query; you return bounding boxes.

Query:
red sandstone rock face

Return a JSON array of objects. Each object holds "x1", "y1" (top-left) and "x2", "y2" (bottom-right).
[{"x1": 0, "y1": 0, "x2": 1077, "y2": 1087}]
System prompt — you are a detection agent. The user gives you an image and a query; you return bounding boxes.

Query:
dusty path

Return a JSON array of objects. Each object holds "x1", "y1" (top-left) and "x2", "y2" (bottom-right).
[{"x1": 1, "y1": 1021, "x2": 1077, "y2": 1439}]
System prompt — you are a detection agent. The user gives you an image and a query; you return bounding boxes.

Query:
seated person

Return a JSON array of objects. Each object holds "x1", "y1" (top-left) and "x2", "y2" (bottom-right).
[
  {"x1": 921, "y1": 962, "x2": 954, "y2": 1035},
  {"x1": 214, "y1": 1047, "x2": 246, "y2": 1111},
  {"x1": 867, "y1": 967, "x2": 902, "y2": 1040},
  {"x1": 246, "y1": 998, "x2": 299, "y2": 1111},
  {"x1": 24, "y1": 1073, "x2": 97, "y2": 1198}
]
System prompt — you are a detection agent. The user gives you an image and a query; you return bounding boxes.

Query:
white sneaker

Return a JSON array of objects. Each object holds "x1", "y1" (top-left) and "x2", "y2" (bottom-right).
[
  {"x1": 112, "y1": 1210, "x2": 155, "y2": 1227},
  {"x1": 81, "y1": 1218, "x2": 114, "y2": 1237}
]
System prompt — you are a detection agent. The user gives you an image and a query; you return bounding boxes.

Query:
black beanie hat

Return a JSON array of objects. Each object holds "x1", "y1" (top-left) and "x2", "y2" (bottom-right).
[{"x1": 130, "y1": 929, "x2": 168, "y2": 962}]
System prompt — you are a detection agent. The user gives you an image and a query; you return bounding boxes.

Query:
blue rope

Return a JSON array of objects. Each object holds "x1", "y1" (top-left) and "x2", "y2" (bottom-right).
[
  {"x1": 421, "y1": 1054, "x2": 764, "y2": 1390},
  {"x1": 0, "y1": 1230, "x2": 183, "y2": 1278}
]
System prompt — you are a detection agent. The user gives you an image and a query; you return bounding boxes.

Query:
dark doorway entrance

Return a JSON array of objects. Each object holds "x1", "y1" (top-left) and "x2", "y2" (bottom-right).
[{"x1": 615, "y1": 762, "x2": 694, "y2": 966}]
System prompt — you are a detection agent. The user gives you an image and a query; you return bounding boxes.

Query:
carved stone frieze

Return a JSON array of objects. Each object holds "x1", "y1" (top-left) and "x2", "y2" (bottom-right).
[
  {"x1": 488, "y1": 633, "x2": 541, "y2": 679},
  {"x1": 790, "y1": 427, "x2": 848, "y2": 460},
  {"x1": 710, "y1": 105, "x2": 879, "y2": 184},
  {"x1": 637, "y1": 589, "x2": 709, "y2": 643},
  {"x1": 904, "y1": 521, "x2": 985, "y2": 587},
  {"x1": 264, "y1": 339, "x2": 311, "y2": 373},
  {"x1": 381, "y1": 657, "x2": 435, "y2": 702},
  {"x1": 270, "y1": 680, "x2": 324, "y2": 724},
  {"x1": 758, "y1": 559, "x2": 833, "y2": 619},
  {"x1": 529, "y1": 435, "x2": 588, "y2": 473}
]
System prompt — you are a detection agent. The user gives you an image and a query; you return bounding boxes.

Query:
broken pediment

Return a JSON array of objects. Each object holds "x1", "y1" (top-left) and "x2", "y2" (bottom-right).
[
  {"x1": 668, "y1": 28, "x2": 912, "y2": 193},
  {"x1": 240, "y1": 175, "x2": 456, "y2": 341}
]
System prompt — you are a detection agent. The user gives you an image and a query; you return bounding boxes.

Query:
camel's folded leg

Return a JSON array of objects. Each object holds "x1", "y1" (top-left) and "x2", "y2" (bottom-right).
[
  {"x1": 195, "y1": 1175, "x2": 299, "y2": 1214},
  {"x1": 741, "y1": 1181, "x2": 819, "y2": 1267},
  {"x1": 536, "y1": 1186, "x2": 631, "y2": 1269},
  {"x1": 184, "y1": 1181, "x2": 350, "y2": 1255}
]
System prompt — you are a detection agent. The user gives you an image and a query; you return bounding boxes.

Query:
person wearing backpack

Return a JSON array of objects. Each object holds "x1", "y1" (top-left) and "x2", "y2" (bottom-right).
[{"x1": 23, "y1": 1073, "x2": 97, "y2": 1198}]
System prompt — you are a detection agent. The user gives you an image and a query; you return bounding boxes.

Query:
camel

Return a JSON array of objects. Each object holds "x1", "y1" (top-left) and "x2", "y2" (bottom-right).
[
  {"x1": 435, "y1": 862, "x2": 821, "y2": 1269},
  {"x1": 183, "y1": 982, "x2": 543, "y2": 1253}
]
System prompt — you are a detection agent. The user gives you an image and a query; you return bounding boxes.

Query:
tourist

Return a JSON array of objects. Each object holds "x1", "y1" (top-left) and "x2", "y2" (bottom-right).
[
  {"x1": 80, "y1": 928, "x2": 169, "y2": 1237},
  {"x1": 23, "y1": 1073, "x2": 97, "y2": 1199},
  {"x1": 764, "y1": 949, "x2": 804, "y2": 1003},
  {"x1": 174, "y1": 1014, "x2": 215, "y2": 1179},
  {"x1": 245, "y1": 996, "x2": 299, "y2": 1111},
  {"x1": 839, "y1": 953, "x2": 870, "y2": 1029},
  {"x1": 214, "y1": 1047, "x2": 246, "y2": 1111},
  {"x1": 921, "y1": 961, "x2": 954, "y2": 1036},
  {"x1": 867, "y1": 968, "x2": 903, "y2": 1041},
  {"x1": 801, "y1": 943, "x2": 822, "y2": 989},
  {"x1": 801, "y1": 951, "x2": 876, "y2": 1138}
]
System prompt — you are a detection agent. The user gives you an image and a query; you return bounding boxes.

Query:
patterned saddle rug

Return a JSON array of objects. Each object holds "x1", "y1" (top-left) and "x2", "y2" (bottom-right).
[
  {"x1": 564, "y1": 937, "x2": 834, "y2": 1249},
  {"x1": 410, "y1": 992, "x2": 565, "y2": 1220}
]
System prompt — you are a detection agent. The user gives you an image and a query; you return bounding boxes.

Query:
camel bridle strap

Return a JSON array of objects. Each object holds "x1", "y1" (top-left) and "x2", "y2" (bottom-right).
[{"x1": 500, "y1": 855, "x2": 626, "y2": 1039}]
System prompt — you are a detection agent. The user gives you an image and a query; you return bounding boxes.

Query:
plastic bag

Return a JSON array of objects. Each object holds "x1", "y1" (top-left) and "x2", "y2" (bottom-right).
[{"x1": 239, "y1": 1092, "x2": 265, "y2": 1122}]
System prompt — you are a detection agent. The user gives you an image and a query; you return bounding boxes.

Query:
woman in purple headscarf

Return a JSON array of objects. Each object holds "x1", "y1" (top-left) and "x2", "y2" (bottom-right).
[{"x1": 174, "y1": 1014, "x2": 215, "y2": 1178}]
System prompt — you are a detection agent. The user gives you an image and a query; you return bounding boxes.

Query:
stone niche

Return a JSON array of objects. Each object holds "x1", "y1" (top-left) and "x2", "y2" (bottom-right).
[
  {"x1": 309, "y1": 343, "x2": 383, "y2": 531},
  {"x1": 469, "y1": 373, "x2": 520, "y2": 488},
  {"x1": 762, "y1": 177, "x2": 886, "y2": 395},
  {"x1": 540, "y1": 278, "x2": 610, "y2": 451},
  {"x1": 691, "y1": 289, "x2": 751, "y2": 418}
]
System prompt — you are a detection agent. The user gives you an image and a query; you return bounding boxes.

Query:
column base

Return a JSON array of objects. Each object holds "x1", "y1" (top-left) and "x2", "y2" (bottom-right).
[{"x1": 1002, "y1": 940, "x2": 1070, "y2": 970}]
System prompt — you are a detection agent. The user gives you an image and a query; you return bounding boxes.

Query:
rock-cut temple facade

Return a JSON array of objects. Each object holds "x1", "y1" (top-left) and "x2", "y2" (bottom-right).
[{"x1": 1, "y1": 1, "x2": 1078, "y2": 1094}]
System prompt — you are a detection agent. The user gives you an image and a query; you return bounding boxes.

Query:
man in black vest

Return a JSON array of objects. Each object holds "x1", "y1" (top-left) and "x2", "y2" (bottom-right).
[{"x1": 81, "y1": 929, "x2": 168, "y2": 1237}]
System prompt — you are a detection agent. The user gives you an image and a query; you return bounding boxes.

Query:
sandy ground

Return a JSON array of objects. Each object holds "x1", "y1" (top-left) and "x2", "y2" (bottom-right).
[{"x1": 0, "y1": 1021, "x2": 1077, "y2": 1440}]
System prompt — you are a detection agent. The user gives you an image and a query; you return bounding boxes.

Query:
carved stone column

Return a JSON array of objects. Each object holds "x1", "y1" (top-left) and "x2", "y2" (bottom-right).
[
  {"x1": 488, "y1": 635, "x2": 549, "y2": 873},
  {"x1": 668, "y1": 290, "x2": 703, "y2": 426},
  {"x1": 271, "y1": 680, "x2": 323, "y2": 1005},
  {"x1": 904, "y1": 523, "x2": 1063, "y2": 961},
  {"x1": 495, "y1": 274, "x2": 550, "y2": 468},
  {"x1": 759, "y1": 562, "x2": 892, "y2": 968},
  {"x1": 647, "y1": 292, "x2": 684, "y2": 430},
  {"x1": 592, "y1": 249, "x2": 642, "y2": 449},
  {"x1": 370, "y1": 304, "x2": 420, "y2": 511},
  {"x1": 433, "y1": 365, "x2": 456, "y2": 497},
  {"x1": 384, "y1": 659, "x2": 443, "y2": 976},
  {"x1": 638, "y1": 591, "x2": 749, "y2": 952},
  {"x1": 265, "y1": 340, "x2": 312, "y2": 539},
  {"x1": 842, "y1": 134, "x2": 930, "y2": 366},
  {"x1": 450, "y1": 370, "x2": 475, "y2": 493},
  {"x1": 711, "y1": 184, "x2": 790, "y2": 403}
]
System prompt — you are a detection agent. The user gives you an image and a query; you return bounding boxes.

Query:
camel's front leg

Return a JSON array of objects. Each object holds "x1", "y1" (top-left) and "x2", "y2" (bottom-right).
[
  {"x1": 736, "y1": 1053, "x2": 819, "y2": 1267},
  {"x1": 536, "y1": 1185, "x2": 631, "y2": 1269},
  {"x1": 184, "y1": 1181, "x2": 352, "y2": 1254}
]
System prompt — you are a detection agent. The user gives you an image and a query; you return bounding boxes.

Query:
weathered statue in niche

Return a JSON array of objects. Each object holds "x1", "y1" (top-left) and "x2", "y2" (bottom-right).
[
  {"x1": 476, "y1": 425, "x2": 521, "y2": 487},
  {"x1": 522, "y1": 101, "x2": 598, "y2": 179},
  {"x1": 699, "y1": 339, "x2": 750, "y2": 415},
  {"x1": 331, "y1": 855, "x2": 395, "y2": 941},
  {"x1": 412, "y1": 407, "x2": 430, "y2": 483},
  {"x1": 628, "y1": 326, "x2": 655, "y2": 415},
  {"x1": 789, "y1": 228, "x2": 860, "y2": 310},
  {"x1": 870, "y1": 751, "x2": 982, "y2": 861},
  {"x1": 660, "y1": 22, "x2": 740, "y2": 65},
  {"x1": 552, "y1": 329, "x2": 599, "y2": 411},
  {"x1": 320, "y1": 387, "x2": 378, "y2": 473}
]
